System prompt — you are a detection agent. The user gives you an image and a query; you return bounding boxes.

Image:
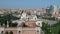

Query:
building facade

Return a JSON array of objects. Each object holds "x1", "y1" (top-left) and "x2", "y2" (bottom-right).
[{"x1": 0, "y1": 27, "x2": 42, "y2": 34}]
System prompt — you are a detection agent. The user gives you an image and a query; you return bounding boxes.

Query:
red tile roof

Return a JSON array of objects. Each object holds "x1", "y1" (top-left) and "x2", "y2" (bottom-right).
[{"x1": 25, "y1": 21, "x2": 36, "y2": 27}]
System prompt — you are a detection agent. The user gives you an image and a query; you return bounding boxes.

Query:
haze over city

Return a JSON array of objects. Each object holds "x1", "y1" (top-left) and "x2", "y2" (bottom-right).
[
  {"x1": 0, "y1": 0, "x2": 60, "y2": 34},
  {"x1": 0, "y1": 0, "x2": 60, "y2": 9}
]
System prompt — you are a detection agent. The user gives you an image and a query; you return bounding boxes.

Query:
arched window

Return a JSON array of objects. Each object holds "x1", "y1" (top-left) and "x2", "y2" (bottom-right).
[
  {"x1": 37, "y1": 30, "x2": 39, "y2": 34},
  {"x1": 38, "y1": 23, "x2": 40, "y2": 26},
  {"x1": 19, "y1": 31, "x2": 21, "y2": 33},
  {"x1": 37, "y1": 30, "x2": 39, "y2": 32},
  {"x1": 18, "y1": 31, "x2": 21, "y2": 34},
  {"x1": 1, "y1": 31, "x2": 3, "y2": 34}
]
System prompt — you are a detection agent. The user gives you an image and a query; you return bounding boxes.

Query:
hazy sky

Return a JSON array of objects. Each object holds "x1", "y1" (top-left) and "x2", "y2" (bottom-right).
[{"x1": 0, "y1": 0, "x2": 60, "y2": 9}]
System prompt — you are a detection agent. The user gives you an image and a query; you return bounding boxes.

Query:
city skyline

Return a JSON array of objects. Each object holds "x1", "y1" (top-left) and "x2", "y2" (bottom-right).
[{"x1": 0, "y1": 0, "x2": 60, "y2": 9}]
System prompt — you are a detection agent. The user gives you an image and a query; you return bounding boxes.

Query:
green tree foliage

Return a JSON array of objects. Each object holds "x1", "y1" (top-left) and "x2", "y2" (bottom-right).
[
  {"x1": 42, "y1": 20, "x2": 60, "y2": 34},
  {"x1": 12, "y1": 22, "x2": 18, "y2": 27},
  {"x1": 58, "y1": 29, "x2": 60, "y2": 34},
  {"x1": 42, "y1": 16, "x2": 55, "y2": 21},
  {"x1": 42, "y1": 22, "x2": 51, "y2": 34},
  {"x1": 9, "y1": 31, "x2": 13, "y2": 34},
  {"x1": 0, "y1": 13, "x2": 20, "y2": 27},
  {"x1": 5, "y1": 31, "x2": 8, "y2": 34}
]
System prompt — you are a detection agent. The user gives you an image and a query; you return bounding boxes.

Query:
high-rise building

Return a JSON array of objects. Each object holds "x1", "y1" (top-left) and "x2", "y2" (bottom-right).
[{"x1": 46, "y1": 5, "x2": 58, "y2": 14}]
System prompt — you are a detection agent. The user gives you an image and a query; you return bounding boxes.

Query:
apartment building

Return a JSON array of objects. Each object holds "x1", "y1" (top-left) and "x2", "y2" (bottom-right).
[
  {"x1": 0, "y1": 21, "x2": 42, "y2": 34},
  {"x1": 36, "y1": 9, "x2": 46, "y2": 16},
  {"x1": 0, "y1": 27, "x2": 42, "y2": 34}
]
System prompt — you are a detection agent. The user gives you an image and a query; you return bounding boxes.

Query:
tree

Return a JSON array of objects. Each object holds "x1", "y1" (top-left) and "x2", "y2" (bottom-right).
[
  {"x1": 0, "y1": 15, "x2": 6, "y2": 26},
  {"x1": 0, "y1": 13, "x2": 20, "y2": 27},
  {"x1": 12, "y1": 22, "x2": 18, "y2": 27},
  {"x1": 9, "y1": 31, "x2": 13, "y2": 34},
  {"x1": 42, "y1": 22, "x2": 51, "y2": 34},
  {"x1": 3, "y1": 14, "x2": 19, "y2": 27},
  {"x1": 5, "y1": 31, "x2": 8, "y2": 34},
  {"x1": 21, "y1": 22, "x2": 28, "y2": 27}
]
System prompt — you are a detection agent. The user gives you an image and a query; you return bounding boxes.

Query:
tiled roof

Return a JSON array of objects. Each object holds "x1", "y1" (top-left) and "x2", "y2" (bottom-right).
[{"x1": 25, "y1": 21, "x2": 36, "y2": 27}]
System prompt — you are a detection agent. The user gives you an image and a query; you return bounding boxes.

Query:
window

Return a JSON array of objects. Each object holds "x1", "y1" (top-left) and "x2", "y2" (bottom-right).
[
  {"x1": 18, "y1": 31, "x2": 21, "y2": 34},
  {"x1": 37, "y1": 30, "x2": 39, "y2": 34},
  {"x1": 19, "y1": 31, "x2": 21, "y2": 33},
  {"x1": 37, "y1": 30, "x2": 39, "y2": 32},
  {"x1": 1, "y1": 31, "x2": 3, "y2": 34},
  {"x1": 38, "y1": 23, "x2": 40, "y2": 25}
]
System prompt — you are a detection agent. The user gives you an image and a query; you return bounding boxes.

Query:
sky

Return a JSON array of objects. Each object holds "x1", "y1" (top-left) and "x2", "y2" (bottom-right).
[{"x1": 0, "y1": 0, "x2": 60, "y2": 9}]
